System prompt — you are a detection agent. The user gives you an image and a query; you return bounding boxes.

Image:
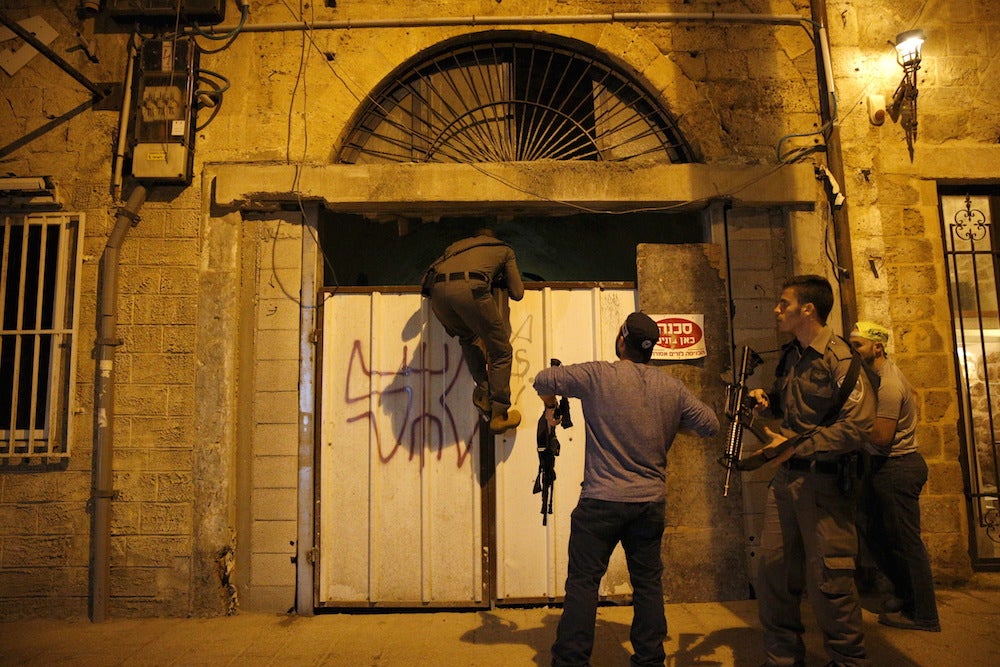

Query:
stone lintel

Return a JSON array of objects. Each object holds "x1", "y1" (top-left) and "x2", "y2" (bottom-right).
[{"x1": 209, "y1": 162, "x2": 817, "y2": 215}]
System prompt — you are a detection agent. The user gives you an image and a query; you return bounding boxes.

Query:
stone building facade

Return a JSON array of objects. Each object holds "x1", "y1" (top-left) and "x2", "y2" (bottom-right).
[{"x1": 0, "y1": 0, "x2": 995, "y2": 619}]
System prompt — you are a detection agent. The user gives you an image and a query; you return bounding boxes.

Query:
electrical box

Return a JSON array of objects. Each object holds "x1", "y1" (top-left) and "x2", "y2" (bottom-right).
[
  {"x1": 129, "y1": 38, "x2": 199, "y2": 184},
  {"x1": 105, "y1": 0, "x2": 226, "y2": 25}
]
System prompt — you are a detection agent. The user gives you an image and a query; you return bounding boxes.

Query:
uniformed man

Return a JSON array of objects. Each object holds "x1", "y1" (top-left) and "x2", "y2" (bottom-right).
[
  {"x1": 849, "y1": 321, "x2": 941, "y2": 632},
  {"x1": 748, "y1": 275, "x2": 876, "y2": 667},
  {"x1": 427, "y1": 229, "x2": 525, "y2": 434}
]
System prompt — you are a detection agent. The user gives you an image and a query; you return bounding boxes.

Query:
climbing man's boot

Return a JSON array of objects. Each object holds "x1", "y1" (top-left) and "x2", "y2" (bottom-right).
[{"x1": 489, "y1": 407, "x2": 521, "y2": 435}]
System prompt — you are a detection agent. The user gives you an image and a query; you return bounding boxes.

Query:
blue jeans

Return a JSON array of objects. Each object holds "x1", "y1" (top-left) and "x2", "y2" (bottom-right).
[{"x1": 552, "y1": 498, "x2": 667, "y2": 667}]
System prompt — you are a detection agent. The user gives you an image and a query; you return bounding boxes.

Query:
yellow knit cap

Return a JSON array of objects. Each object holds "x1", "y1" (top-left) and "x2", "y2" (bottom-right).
[{"x1": 851, "y1": 320, "x2": 890, "y2": 344}]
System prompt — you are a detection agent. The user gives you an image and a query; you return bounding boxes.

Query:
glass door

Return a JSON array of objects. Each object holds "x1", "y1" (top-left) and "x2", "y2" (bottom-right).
[{"x1": 941, "y1": 191, "x2": 1000, "y2": 565}]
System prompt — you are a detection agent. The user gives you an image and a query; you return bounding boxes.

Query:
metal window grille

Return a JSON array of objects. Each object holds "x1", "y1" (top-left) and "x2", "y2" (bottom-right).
[
  {"x1": 336, "y1": 33, "x2": 695, "y2": 165},
  {"x1": 0, "y1": 213, "x2": 84, "y2": 462},
  {"x1": 941, "y1": 192, "x2": 1000, "y2": 564}
]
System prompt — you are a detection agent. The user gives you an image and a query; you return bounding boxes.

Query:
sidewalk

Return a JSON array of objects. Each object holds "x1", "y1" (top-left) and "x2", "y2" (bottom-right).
[{"x1": 3, "y1": 581, "x2": 1000, "y2": 666}]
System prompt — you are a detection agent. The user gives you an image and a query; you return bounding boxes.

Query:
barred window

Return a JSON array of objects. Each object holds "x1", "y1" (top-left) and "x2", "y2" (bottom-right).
[
  {"x1": 336, "y1": 32, "x2": 695, "y2": 165},
  {"x1": 0, "y1": 213, "x2": 84, "y2": 462}
]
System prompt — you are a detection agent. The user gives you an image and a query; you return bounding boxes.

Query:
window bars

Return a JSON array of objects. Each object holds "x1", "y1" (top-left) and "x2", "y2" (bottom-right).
[
  {"x1": 337, "y1": 35, "x2": 695, "y2": 165},
  {"x1": 0, "y1": 214, "x2": 84, "y2": 462},
  {"x1": 942, "y1": 193, "x2": 1000, "y2": 563}
]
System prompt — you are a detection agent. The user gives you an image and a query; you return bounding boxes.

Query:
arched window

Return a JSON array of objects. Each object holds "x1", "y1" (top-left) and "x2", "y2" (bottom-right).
[{"x1": 336, "y1": 31, "x2": 695, "y2": 164}]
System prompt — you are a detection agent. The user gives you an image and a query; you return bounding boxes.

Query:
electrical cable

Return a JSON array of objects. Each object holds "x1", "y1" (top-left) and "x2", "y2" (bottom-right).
[
  {"x1": 195, "y1": 5, "x2": 249, "y2": 53},
  {"x1": 194, "y1": 68, "x2": 231, "y2": 101},
  {"x1": 823, "y1": 197, "x2": 848, "y2": 282},
  {"x1": 775, "y1": 93, "x2": 837, "y2": 164},
  {"x1": 265, "y1": 0, "x2": 312, "y2": 306},
  {"x1": 193, "y1": 3, "x2": 248, "y2": 40},
  {"x1": 193, "y1": 68, "x2": 230, "y2": 130},
  {"x1": 278, "y1": 0, "x2": 343, "y2": 297}
]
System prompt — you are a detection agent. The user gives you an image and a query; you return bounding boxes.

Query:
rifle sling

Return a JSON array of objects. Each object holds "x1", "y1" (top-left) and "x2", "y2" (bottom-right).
[{"x1": 737, "y1": 351, "x2": 863, "y2": 471}]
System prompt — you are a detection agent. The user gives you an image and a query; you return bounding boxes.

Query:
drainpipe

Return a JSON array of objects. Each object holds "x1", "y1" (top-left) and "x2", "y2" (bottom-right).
[
  {"x1": 111, "y1": 38, "x2": 137, "y2": 200},
  {"x1": 90, "y1": 185, "x2": 147, "y2": 623},
  {"x1": 296, "y1": 203, "x2": 320, "y2": 616},
  {"x1": 810, "y1": 0, "x2": 858, "y2": 330}
]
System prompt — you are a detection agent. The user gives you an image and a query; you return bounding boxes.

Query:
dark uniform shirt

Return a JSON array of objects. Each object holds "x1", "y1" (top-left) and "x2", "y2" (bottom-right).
[
  {"x1": 773, "y1": 326, "x2": 876, "y2": 459},
  {"x1": 434, "y1": 235, "x2": 524, "y2": 300}
]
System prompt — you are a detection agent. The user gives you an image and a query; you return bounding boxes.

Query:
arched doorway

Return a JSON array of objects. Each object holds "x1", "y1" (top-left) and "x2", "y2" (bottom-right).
[{"x1": 316, "y1": 32, "x2": 728, "y2": 609}]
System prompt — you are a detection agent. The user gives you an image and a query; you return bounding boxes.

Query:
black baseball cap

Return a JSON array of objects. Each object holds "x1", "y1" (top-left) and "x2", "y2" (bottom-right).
[{"x1": 620, "y1": 312, "x2": 660, "y2": 352}]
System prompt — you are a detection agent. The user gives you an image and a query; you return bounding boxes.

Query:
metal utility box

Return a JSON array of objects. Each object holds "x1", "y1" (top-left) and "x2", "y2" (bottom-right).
[
  {"x1": 106, "y1": 0, "x2": 226, "y2": 25},
  {"x1": 129, "y1": 38, "x2": 198, "y2": 184}
]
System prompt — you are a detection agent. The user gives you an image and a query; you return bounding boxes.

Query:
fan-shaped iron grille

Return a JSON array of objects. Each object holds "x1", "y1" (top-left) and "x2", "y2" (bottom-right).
[{"x1": 336, "y1": 34, "x2": 695, "y2": 164}]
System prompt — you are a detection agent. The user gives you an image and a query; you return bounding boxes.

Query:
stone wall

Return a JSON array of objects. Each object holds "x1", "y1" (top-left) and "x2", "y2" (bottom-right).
[
  {"x1": 238, "y1": 216, "x2": 302, "y2": 612},
  {"x1": 828, "y1": 0, "x2": 995, "y2": 582},
  {"x1": 0, "y1": 0, "x2": 991, "y2": 617},
  {"x1": 107, "y1": 190, "x2": 204, "y2": 617}
]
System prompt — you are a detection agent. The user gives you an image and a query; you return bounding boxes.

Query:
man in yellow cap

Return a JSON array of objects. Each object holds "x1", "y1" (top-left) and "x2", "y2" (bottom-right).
[{"x1": 849, "y1": 321, "x2": 941, "y2": 632}]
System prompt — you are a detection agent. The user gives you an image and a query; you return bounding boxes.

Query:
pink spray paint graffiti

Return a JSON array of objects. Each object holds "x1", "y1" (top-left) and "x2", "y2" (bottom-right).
[{"x1": 343, "y1": 339, "x2": 480, "y2": 468}]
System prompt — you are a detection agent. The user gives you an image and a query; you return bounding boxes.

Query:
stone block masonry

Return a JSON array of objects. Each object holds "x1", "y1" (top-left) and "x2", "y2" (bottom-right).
[{"x1": 0, "y1": 0, "x2": 992, "y2": 618}]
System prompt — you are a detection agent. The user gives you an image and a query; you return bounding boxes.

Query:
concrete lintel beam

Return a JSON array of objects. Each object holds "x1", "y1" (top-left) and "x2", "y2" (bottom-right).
[{"x1": 209, "y1": 162, "x2": 818, "y2": 214}]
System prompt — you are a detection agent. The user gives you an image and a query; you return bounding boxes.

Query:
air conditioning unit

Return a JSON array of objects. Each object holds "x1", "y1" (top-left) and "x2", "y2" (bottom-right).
[{"x1": 105, "y1": 0, "x2": 226, "y2": 25}]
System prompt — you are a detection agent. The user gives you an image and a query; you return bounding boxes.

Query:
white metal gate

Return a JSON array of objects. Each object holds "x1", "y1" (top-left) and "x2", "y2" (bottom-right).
[{"x1": 318, "y1": 285, "x2": 637, "y2": 607}]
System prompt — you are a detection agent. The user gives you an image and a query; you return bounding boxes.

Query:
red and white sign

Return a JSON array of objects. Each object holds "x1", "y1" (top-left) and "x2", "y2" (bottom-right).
[{"x1": 649, "y1": 314, "x2": 707, "y2": 360}]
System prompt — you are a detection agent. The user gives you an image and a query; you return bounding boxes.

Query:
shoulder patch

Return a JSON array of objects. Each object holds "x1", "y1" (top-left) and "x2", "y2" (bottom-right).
[{"x1": 829, "y1": 335, "x2": 853, "y2": 361}]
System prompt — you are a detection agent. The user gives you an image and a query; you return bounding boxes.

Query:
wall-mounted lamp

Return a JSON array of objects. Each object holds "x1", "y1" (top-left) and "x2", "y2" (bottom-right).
[
  {"x1": 888, "y1": 29, "x2": 925, "y2": 159},
  {"x1": 894, "y1": 29, "x2": 925, "y2": 68}
]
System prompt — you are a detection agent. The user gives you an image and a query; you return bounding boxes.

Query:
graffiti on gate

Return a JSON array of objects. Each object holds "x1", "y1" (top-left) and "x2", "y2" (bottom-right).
[
  {"x1": 338, "y1": 313, "x2": 537, "y2": 470},
  {"x1": 343, "y1": 338, "x2": 479, "y2": 468},
  {"x1": 509, "y1": 313, "x2": 534, "y2": 408}
]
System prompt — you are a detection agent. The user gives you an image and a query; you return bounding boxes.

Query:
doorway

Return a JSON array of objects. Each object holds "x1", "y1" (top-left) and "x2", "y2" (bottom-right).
[
  {"x1": 314, "y1": 211, "x2": 708, "y2": 609},
  {"x1": 940, "y1": 188, "x2": 1000, "y2": 567},
  {"x1": 317, "y1": 210, "x2": 704, "y2": 289}
]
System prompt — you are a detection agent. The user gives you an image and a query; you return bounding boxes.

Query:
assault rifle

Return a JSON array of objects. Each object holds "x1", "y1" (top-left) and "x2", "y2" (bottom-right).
[
  {"x1": 533, "y1": 359, "x2": 572, "y2": 525},
  {"x1": 719, "y1": 346, "x2": 768, "y2": 496}
]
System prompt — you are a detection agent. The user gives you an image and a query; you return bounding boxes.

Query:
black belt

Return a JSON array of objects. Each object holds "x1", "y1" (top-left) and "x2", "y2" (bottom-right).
[
  {"x1": 783, "y1": 458, "x2": 840, "y2": 475},
  {"x1": 434, "y1": 271, "x2": 490, "y2": 283}
]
